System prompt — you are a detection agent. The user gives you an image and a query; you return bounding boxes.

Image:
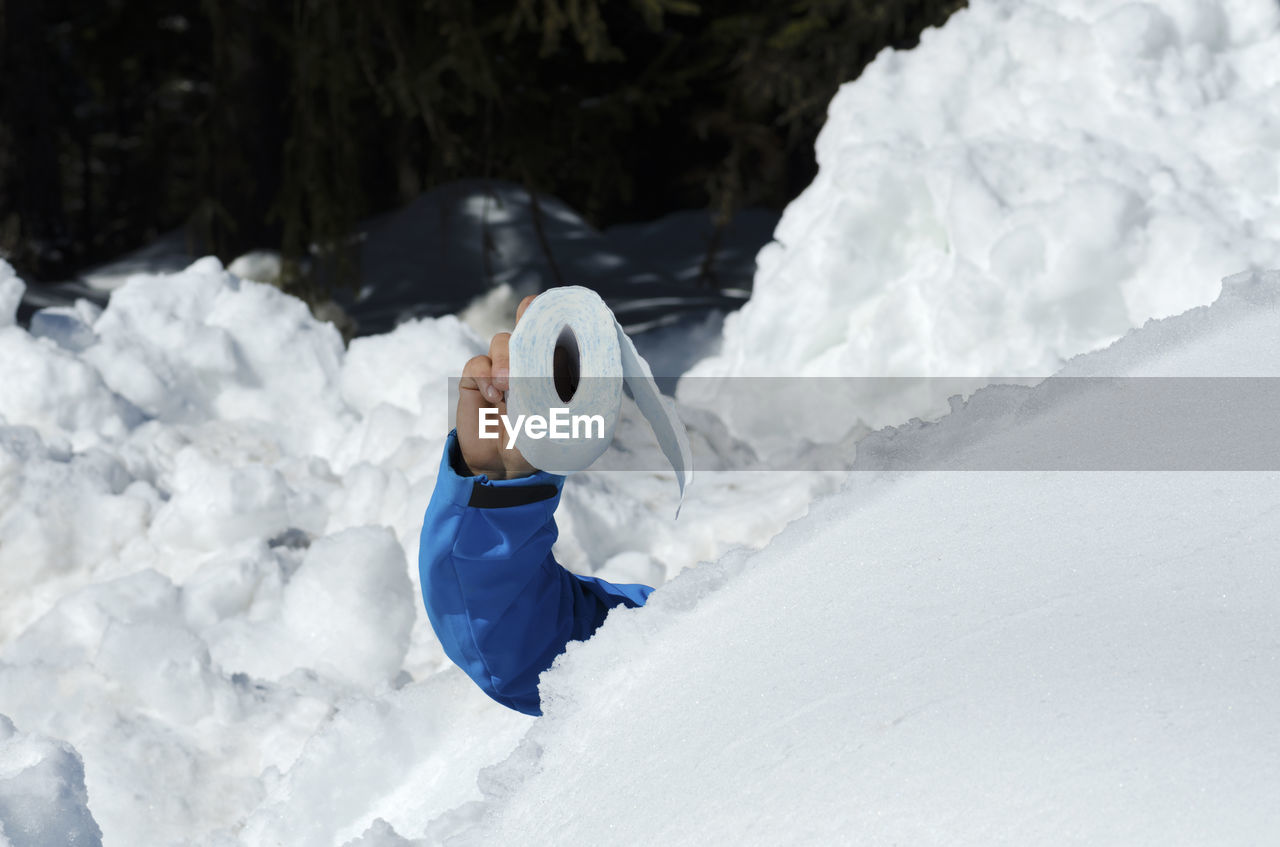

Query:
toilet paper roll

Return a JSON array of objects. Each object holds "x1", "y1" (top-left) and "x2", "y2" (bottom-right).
[{"x1": 505, "y1": 286, "x2": 693, "y2": 511}]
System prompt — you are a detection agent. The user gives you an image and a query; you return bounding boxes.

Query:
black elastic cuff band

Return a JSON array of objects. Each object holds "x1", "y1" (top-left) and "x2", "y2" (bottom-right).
[
  {"x1": 448, "y1": 432, "x2": 558, "y2": 508},
  {"x1": 467, "y1": 481, "x2": 559, "y2": 509}
]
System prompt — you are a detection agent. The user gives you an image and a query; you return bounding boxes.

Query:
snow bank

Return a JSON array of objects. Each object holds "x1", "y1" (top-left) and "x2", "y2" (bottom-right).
[
  {"x1": 84, "y1": 256, "x2": 351, "y2": 455},
  {"x1": 0, "y1": 257, "x2": 513, "y2": 844},
  {"x1": 450, "y1": 271, "x2": 1280, "y2": 846},
  {"x1": 0, "y1": 716, "x2": 101, "y2": 847},
  {"x1": 0, "y1": 256, "x2": 822, "y2": 845},
  {"x1": 685, "y1": 0, "x2": 1280, "y2": 444}
]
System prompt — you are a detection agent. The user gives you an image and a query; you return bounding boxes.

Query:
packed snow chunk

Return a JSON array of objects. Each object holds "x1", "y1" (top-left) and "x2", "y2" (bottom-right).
[
  {"x1": 0, "y1": 567, "x2": 337, "y2": 845},
  {"x1": 277, "y1": 527, "x2": 415, "y2": 689},
  {"x1": 238, "y1": 671, "x2": 529, "y2": 847},
  {"x1": 0, "y1": 330, "x2": 137, "y2": 450},
  {"x1": 324, "y1": 463, "x2": 416, "y2": 550},
  {"x1": 83, "y1": 257, "x2": 352, "y2": 455},
  {"x1": 0, "y1": 716, "x2": 102, "y2": 847},
  {"x1": 28, "y1": 300, "x2": 103, "y2": 354},
  {"x1": 4, "y1": 569, "x2": 183, "y2": 671},
  {"x1": 341, "y1": 818, "x2": 423, "y2": 847},
  {"x1": 341, "y1": 316, "x2": 483, "y2": 419},
  {"x1": 0, "y1": 262, "x2": 23, "y2": 328},
  {"x1": 1093, "y1": 4, "x2": 1178, "y2": 58},
  {"x1": 200, "y1": 529, "x2": 414, "y2": 690},
  {"x1": 95, "y1": 620, "x2": 228, "y2": 725},
  {"x1": 146, "y1": 439, "x2": 327, "y2": 558},
  {"x1": 684, "y1": 0, "x2": 1280, "y2": 443},
  {"x1": 0, "y1": 439, "x2": 154, "y2": 643},
  {"x1": 227, "y1": 250, "x2": 283, "y2": 286}
]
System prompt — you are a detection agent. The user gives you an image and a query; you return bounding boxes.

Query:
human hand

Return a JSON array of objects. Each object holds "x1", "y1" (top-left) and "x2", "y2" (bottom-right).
[{"x1": 457, "y1": 294, "x2": 539, "y2": 479}]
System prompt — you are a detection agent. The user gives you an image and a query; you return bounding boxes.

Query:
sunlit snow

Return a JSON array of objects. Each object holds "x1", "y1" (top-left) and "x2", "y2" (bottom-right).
[
  {"x1": 684, "y1": 0, "x2": 1280, "y2": 446},
  {"x1": 2, "y1": 0, "x2": 1279, "y2": 845}
]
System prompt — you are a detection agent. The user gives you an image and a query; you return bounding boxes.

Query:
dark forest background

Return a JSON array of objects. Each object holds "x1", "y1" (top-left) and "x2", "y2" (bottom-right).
[{"x1": 0, "y1": 0, "x2": 964, "y2": 298}]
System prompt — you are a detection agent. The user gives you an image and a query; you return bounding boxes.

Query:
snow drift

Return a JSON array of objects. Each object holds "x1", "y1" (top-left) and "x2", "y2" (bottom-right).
[
  {"x1": 0, "y1": 256, "x2": 828, "y2": 845},
  {"x1": 452, "y1": 271, "x2": 1280, "y2": 847},
  {"x1": 684, "y1": 0, "x2": 1280, "y2": 445}
]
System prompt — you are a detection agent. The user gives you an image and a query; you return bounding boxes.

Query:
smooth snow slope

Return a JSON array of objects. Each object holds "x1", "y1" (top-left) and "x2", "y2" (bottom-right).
[
  {"x1": 448, "y1": 272, "x2": 1280, "y2": 846},
  {"x1": 685, "y1": 0, "x2": 1280, "y2": 445}
]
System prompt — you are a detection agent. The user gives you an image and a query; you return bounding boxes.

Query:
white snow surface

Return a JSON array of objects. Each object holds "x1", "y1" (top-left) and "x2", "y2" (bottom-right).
[
  {"x1": 0, "y1": 256, "x2": 831, "y2": 845},
  {"x1": 684, "y1": 0, "x2": 1280, "y2": 445},
  {"x1": 451, "y1": 269, "x2": 1280, "y2": 846},
  {"x1": 0, "y1": 716, "x2": 102, "y2": 846},
  {"x1": 4, "y1": 1, "x2": 1280, "y2": 843},
  {"x1": 3, "y1": 263, "x2": 1277, "y2": 845}
]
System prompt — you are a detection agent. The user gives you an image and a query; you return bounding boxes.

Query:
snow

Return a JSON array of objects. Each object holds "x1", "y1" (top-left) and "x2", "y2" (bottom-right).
[
  {"x1": 0, "y1": 716, "x2": 102, "y2": 846},
  {"x1": 0, "y1": 254, "x2": 830, "y2": 845},
  {"x1": 684, "y1": 0, "x2": 1280, "y2": 446},
  {"x1": 454, "y1": 271, "x2": 1280, "y2": 847},
  {"x1": 3, "y1": 0, "x2": 1279, "y2": 843}
]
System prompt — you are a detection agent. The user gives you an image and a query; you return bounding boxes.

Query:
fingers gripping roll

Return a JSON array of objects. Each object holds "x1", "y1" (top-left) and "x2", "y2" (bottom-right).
[{"x1": 504, "y1": 286, "x2": 693, "y2": 511}]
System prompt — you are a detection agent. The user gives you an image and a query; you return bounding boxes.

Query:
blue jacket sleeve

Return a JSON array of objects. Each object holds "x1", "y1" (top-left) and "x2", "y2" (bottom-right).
[{"x1": 418, "y1": 430, "x2": 653, "y2": 716}]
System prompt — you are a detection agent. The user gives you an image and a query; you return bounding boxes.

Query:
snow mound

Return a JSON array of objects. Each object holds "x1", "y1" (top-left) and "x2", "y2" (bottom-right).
[
  {"x1": 449, "y1": 271, "x2": 1280, "y2": 845},
  {"x1": 0, "y1": 257, "x2": 515, "y2": 844},
  {"x1": 685, "y1": 0, "x2": 1280, "y2": 443},
  {"x1": 83, "y1": 256, "x2": 351, "y2": 455},
  {"x1": 0, "y1": 255, "x2": 822, "y2": 845}
]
